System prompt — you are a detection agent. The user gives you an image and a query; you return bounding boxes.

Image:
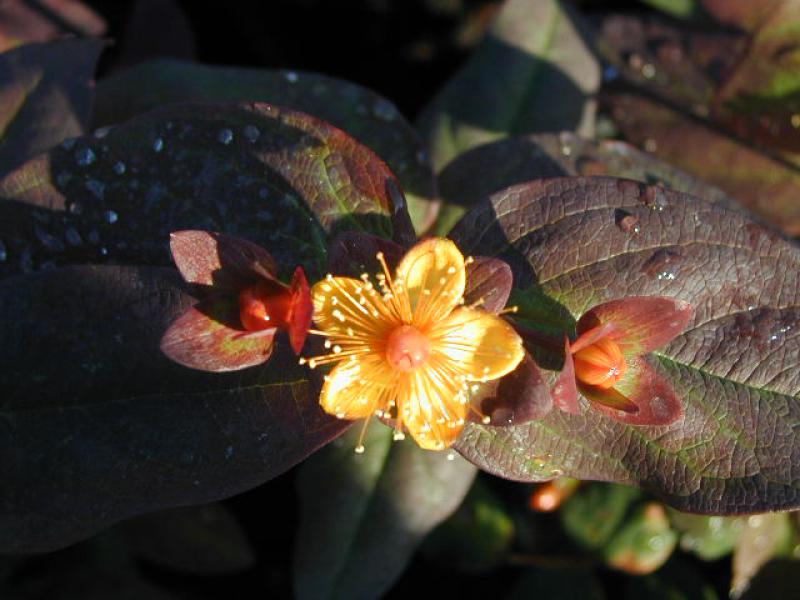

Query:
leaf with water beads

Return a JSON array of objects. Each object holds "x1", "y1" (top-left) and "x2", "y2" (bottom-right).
[{"x1": 450, "y1": 176, "x2": 800, "y2": 514}]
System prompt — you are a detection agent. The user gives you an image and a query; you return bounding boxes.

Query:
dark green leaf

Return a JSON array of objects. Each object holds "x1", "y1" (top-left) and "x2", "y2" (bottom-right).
[
  {"x1": 93, "y1": 60, "x2": 437, "y2": 233},
  {"x1": 421, "y1": 478, "x2": 514, "y2": 573},
  {"x1": 417, "y1": 0, "x2": 600, "y2": 172},
  {"x1": 0, "y1": 266, "x2": 347, "y2": 553},
  {"x1": 0, "y1": 38, "x2": 103, "y2": 177},
  {"x1": 561, "y1": 482, "x2": 641, "y2": 551},
  {"x1": 604, "y1": 502, "x2": 678, "y2": 574},
  {"x1": 451, "y1": 177, "x2": 800, "y2": 514},
  {"x1": 0, "y1": 102, "x2": 411, "y2": 280},
  {"x1": 294, "y1": 425, "x2": 476, "y2": 600}
]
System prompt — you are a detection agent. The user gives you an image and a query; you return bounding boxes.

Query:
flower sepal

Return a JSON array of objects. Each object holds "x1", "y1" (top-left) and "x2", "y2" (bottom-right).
[{"x1": 161, "y1": 230, "x2": 313, "y2": 372}]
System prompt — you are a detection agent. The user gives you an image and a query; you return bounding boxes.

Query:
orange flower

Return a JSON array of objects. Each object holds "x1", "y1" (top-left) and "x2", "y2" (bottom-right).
[{"x1": 302, "y1": 237, "x2": 525, "y2": 451}]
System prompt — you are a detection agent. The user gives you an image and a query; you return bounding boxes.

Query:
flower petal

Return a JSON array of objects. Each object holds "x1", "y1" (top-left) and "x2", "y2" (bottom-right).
[
  {"x1": 326, "y1": 231, "x2": 404, "y2": 278},
  {"x1": 160, "y1": 297, "x2": 275, "y2": 372},
  {"x1": 577, "y1": 297, "x2": 692, "y2": 356},
  {"x1": 429, "y1": 307, "x2": 525, "y2": 382},
  {"x1": 395, "y1": 237, "x2": 465, "y2": 327},
  {"x1": 319, "y1": 356, "x2": 394, "y2": 420},
  {"x1": 311, "y1": 276, "x2": 396, "y2": 339},
  {"x1": 400, "y1": 366, "x2": 469, "y2": 451},
  {"x1": 288, "y1": 266, "x2": 313, "y2": 355},
  {"x1": 579, "y1": 357, "x2": 683, "y2": 425},
  {"x1": 169, "y1": 230, "x2": 277, "y2": 290},
  {"x1": 552, "y1": 338, "x2": 581, "y2": 414},
  {"x1": 463, "y1": 257, "x2": 513, "y2": 314},
  {"x1": 478, "y1": 353, "x2": 553, "y2": 425}
]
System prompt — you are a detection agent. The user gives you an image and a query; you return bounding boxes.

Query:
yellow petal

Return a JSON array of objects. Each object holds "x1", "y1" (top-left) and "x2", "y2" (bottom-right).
[
  {"x1": 319, "y1": 355, "x2": 395, "y2": 420},
  {"x1": 397, "y1": 365, "x2": 469, "y2": 451},
  {"x1": 429, "y1": 307, "x2": 525, "y2": 382},
  {"x1": 311, "y1": 276, "x2": 396, "y2": 339},
  {"x1": 395, "y1": 238, "x2": 465, "y2": 328}
]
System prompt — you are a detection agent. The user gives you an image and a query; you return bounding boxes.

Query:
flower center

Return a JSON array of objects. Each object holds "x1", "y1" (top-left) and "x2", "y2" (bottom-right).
[
  {"x1": 385, "y1": 325, "x2": 430, "y2": 372},
  {"x1": 573, "y1": 337, "x2": 627, "y2": 389}
]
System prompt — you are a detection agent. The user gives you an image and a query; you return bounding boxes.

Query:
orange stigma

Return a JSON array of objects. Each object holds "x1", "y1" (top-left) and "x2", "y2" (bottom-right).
[
  {"x1": 573, "y1": 336, "x2": 627, "y2": 389},
  {"x1": 385, "y1": 325, "x2": 430, "y2": 372}
]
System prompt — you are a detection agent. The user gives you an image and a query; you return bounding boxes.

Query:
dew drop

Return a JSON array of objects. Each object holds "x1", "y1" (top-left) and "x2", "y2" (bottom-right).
[
  {"x1": 0, "y1": 238, "x2": 6, "y2": 262},
  {"x1": 105, "y1": 210, "x2": 118, "y2": 224},
  {"x1": 244, "y1": 125, "x2": 261, "y2": 143},
  {"x1": 93, "y1": 126, "x2": 112, "y2": 139},
  {"x1": 152, "y1": 137, "x2": 164, "y2": 152},
  {"x1": 285, "y1": 70, "x2": 299, "y2": 83},
  {"x1": 644, "y1": 138, "x2": 658, "y2": 152},
  {"x1": 113, "y1": 161, "x2": 126, "y2": 175},
  {"x1": 69, "y1": 201, "x2": 83, "y2": 215},
  {"x1": 602, "y1": 64, "x2": 620, "y2": 82},
  {"x1": 641, "y1": 248, "x2": 682, "y2": 280},
  {"x1": 641, "y1": 63, "x2": 656, "y2": 79},
  {"x1": 34, "y1": 225, "x2": 64, "y2": 251},
  {"x1": 65, "y1": 227, "x2": 82, "y2": 246},
  {"x1": 614, "y1": 209, "x2": 641, "y2": 233},
  {"x1": 217, "y1": 128, "x2": 234, "y2": 145},
  {"x1": 75, "y1": 147, "x2": 96, "y2": 166},
  {"x1": 372, "y1": 98, "x2": 397, "y2": 121},
  {"x1": 61, "y1": 138, "x2": 77, "y2": 151},
  {"x1": 100, "y1": 246, "x2": 108, "y2": 256},
  {"x1": 85, "y1": 179, "x2": 105, "y2": 200}
]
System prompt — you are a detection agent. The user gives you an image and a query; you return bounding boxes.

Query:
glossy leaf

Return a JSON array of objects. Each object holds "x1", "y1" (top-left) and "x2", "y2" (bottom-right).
[
  {"x1": 0, "y1": 102, "x2": 411, "y2": 280},
  {"x1": 121, "y1": 503, "x2": 255, "y2": 575},
  {"x1": 417, "y1": 0, "x2": 600, "y2": 172},
  {"x1": 294, "y1": 425, "x2": 476, "y2": 600},
  {"x1": 0, "y1": 266, "x2": 348, "y2": 552},
  {"x1": 478, "y1": 353, "x2": 553, "y2": 425},
  {"x1": 464, "y1": 257, "x2": 513, "y2": 314},
  {"x1": 0, "y1": 38, "x2": 103, "y2": 177},
  {"x1": 437, "y1": 133, "x2": 735, "y2": 235},
  {"x1": 93, "y1": 59, "x2": 437, "y2": 233},
  {"x1": 326, "y1": 230, "x2": 404, "y2": 278},
  {"x1": 451, "y1": 177, "x2": 800, "y2": 513}
]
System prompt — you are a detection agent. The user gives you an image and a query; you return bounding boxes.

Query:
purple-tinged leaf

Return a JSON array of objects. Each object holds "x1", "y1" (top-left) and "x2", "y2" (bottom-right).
[
  {"x1": 463, "y1": 257, "x2": 512, "y2": 314},
  {"x1": 326, "y1": 230, "x2": 404, "y2": 278},
  {"x1": 0, "y1": 102, "x2": 411, "y2": 280},
  {"x1": 0, "y1": 0, "x2": 106, "y2": 52},
  {"x1": 0, "y1": 38, "x2": 103, "y2": 177},
  {"x1": 436, "y1": 132, "x2": 736, "y2": 236},
  {"x1": 93, "y1": 60, "x2": 437, "y2": 234},
  {"x1": 479, "y1": 353, "x2": 553, "y2": 425},
  {"x1": 160, "y1": 297, "x2": 275, "y2": 372},
  {"x1": 450, "y1": 177, "x2": 800, "y2": 514},
  {"x1": 0, "y1": 265, "x2": 347, "y2": 553},
  {"x1": 577, "y1": 297, "x2": 693, "y2": 356},
  {"x1": 169, "y1": 230, "x2": 277, "y2": 290}
]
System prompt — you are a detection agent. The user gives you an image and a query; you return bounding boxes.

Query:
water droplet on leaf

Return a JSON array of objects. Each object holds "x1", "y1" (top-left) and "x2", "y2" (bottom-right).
[
  {"x1": 244, "y1": 125, "x2": 260, "y2": 143},
  {"x1": 85, "y1": 179, "x2": 105, "y2": 200},
  {"x1": 372, "y1": 98, "x2": 397, "y2": 121},
  {"x1": 217, "y1": 128, "x2": 234, "y2": 145},
  {"x1": 105, "y1": 210, "x2": 118, "y2": 224},
  {"x1": 153, "y1": 137, "x2": 164, "y2": 152},
  {"x1": 113, "y1": 161, "x2": 126, "y2": 175},
  {"x1": 75, "y1": 147, "x2": 96, "y2": 166},
  {"x1": 285, "y1": 71, "x2": 299, "y2": 83}
]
